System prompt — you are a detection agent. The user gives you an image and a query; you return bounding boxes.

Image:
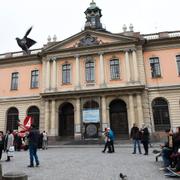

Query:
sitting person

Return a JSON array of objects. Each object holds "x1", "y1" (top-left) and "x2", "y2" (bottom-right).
[{"x1": 160, "y1": 129, "x2": 173, "y2": 170}]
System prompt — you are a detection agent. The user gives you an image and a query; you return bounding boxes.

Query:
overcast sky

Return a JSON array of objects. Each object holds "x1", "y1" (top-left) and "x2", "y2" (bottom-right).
[{"x1": 0, "y1": 0, "x2": 180, "y2": 54}]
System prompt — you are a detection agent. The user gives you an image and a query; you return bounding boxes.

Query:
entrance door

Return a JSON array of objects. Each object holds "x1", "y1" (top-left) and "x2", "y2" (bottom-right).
[
  {"x1": 59, "y1": 103, "x2": 74, "y2": 137},
  {"x1": 110, "y1": 99, "x2": 129, "y2": 139}
]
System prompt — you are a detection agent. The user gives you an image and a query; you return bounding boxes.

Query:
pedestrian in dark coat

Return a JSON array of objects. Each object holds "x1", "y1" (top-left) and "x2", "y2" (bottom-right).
[
  {"x1": 0, "y1": 131, "x2": 4, "y2": 160},
  {"x1": 130, "y1": 123, "x2": 142, "y2": 154},
  {"x1": 27, "y1": 124, "x2": 40, "y2": 167},
  {"x1": 141, "y1": 124, "x2": 150, "y2": 155},
  {"x1": 102, "y1": 128, "x2": 111, "y2": 153}
]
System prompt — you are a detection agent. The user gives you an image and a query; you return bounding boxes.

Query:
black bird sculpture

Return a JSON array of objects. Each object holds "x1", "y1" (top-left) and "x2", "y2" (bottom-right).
[
  {"x1": 16, "y1": 26, "x2": 36, "y2": 54},
  {"x1": 119, "y1": 173, "x2": 127, "y2": 180}
]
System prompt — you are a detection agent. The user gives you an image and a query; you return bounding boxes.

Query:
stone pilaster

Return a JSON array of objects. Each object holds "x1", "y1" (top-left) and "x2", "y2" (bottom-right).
[
  {"x1": 132, "y1": 50, "x2": 139, "y2": 81},
  {"x1": 75, "y1": 98, "x2": 81, "y2": 140},
  {"x1": 46, "y1": 60, "x2": 50, "y2": 91},
  {"x1": 51, "y1": 57, "x2": 57, "y2": 91},
  {"x1": 129, "y1": 95, "x2": 135, "y2": 130},
  {"x1": 136, "y1": 94, "x2": 144, "y2": 127},
  {"x1": 50, "y1": 100, "x2": 56, "y2": 136},
  {"x1": 125, "y1": 51, "x2": 131, "y2": 82},
  {"x1": 99, "y1": 52, "x2": 106, "y2": 87},
  {"x1": 101, "y1": 96, "x2": 108, "y2": 131},
  {"x1": 44, "y1": 101, "x2": 49, "y2": 133},
  {"x1": 42, "y1": 59, "x2": 46, "y2": 92},
  {"x1": 75, "y1": 55, "x2": 81, "y2": 90}
]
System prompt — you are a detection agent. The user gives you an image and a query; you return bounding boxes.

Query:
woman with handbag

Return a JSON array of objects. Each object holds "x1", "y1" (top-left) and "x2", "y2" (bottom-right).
[{"x1": 4, "y1": 129, "x2": 14, "y2": 161}]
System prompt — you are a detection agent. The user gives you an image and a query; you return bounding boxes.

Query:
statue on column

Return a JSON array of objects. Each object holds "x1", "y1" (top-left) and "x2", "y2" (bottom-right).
[{"x1": 16, "y1": 26, "x2": 36, "y2": 55}]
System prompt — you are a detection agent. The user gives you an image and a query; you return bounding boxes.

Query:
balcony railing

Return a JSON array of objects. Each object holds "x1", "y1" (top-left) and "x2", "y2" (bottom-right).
[{"x1": 142, "y1": 31, "x2": 180, "y2": 40}]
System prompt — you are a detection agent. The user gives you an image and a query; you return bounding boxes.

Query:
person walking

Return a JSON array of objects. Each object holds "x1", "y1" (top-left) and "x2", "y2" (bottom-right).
[
  {"x1": 141, "y1": 124, "x2": 150, "y2": 155},
  {"x1": 4, "y1": 129, "x2": 14, "y2": 161},
  {"x1": 27, "y1": 124, "x2": 40, "y2": 167},
  {"x1": 130, "y1": 123, "x2": 142, "y2": 154},
  {"x1": 102, "y1": 128, "x2": 111, "y2": 153},
  {"x1": 108, "y1": 128, "x2": 115, "y2": 153},
  {"x1": 42, "y1": 131, "x2": 48, "y2": 150},
  {"x1": 0, "y1": 131, "x2": 4, "y2": 160}
]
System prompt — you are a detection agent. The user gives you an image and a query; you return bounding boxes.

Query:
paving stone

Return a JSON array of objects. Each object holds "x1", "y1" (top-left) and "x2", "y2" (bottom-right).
[{"x1": 0, "y1": 147, "x2": 166, "y2": 180}]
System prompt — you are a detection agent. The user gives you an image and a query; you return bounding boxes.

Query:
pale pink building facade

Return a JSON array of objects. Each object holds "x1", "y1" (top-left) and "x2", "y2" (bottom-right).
[{"x1": 0, "y1": 2, "x2": 180, "y2": 140}]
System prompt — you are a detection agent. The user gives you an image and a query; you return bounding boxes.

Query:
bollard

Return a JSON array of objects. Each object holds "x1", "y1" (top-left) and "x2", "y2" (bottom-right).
[{"x1": 2, "y1": 172, "x2": 27, "y2": 180}]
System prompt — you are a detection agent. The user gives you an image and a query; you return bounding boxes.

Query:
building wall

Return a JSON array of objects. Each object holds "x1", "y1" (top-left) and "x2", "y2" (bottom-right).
[
  {"x1": 0, "y1": 64, "x2": 42, "y2": 97},
  {"x1": 144, "y1": 48, "x2": 180, "y2": 86}
]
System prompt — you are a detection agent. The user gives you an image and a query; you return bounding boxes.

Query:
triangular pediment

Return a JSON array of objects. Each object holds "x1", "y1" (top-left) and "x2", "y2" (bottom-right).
[{"x1": 44, "y1": 30, "x2": 138, "y2": 52}]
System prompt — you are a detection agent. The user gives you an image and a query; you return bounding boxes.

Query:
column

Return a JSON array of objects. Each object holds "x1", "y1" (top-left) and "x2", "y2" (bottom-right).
[
  {"x1": 101, "y1": 96, "x2": 108, "y2": 131},
  {"x1": 136, "y1": 94, "x2": 144, "y2": 127},
  {"x1": 75, "y1": 55, "x2": 80, "y2": 89},
  {"x1": 46, "y1": 60, "x2": 50, "y2": 91},
  {"x1": 44, "y1": 101, "x2": 49, "y2": 133},
  {"x1": 51, "y1": 57, "x2": 57, "y2": 91},
  {"x1": 42, "y1": 59, "x2": 46, "y2": 92},
  {"x1": 129, "y1": 95, "x2": 135, "y2": 129},
  {"x1": 125, "y1": 51, "x2": 131, "y2": 82},
  {"x1": 99, "y1": 52, "x2": 106, "y2": 87},
  {"x1": 75, "y1": 98, "x2": 81, "y2": 140},
  {"x1": 132, "y1": 50, "x2": 139, "y2": 81},
  {"x1": 50, "y1": 100, "x2": 56, "y2": 136}
]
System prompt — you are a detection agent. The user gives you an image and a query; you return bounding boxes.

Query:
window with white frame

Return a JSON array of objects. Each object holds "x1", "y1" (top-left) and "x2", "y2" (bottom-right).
[
  {"x1": 110, "y1": 59, "x2": 120, "y2": 79},
  {"x1": 31, "y1": 70, "x2": 39, "y2": 88},
  {"x1": 62, "y1": 64, "x2": 71, "y2": 84},
  {"x1": 149, "y1": 57, "x2": 161, "y2": 78},
  {"x1": 85, "y1": 60, "x2": 95, "y2": 82},
  {"x1": 11, "y1": 72, "x2": 19, "y2": 90},
  {"x1": 176, "y1": 55, "x2": 180, "y2": 75}
]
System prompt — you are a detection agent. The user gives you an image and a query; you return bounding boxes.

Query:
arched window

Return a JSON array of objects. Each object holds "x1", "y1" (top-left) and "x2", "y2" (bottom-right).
[
  {"x1": 83, "y1": 100, "x2": 99, "y2": 109},
  {"x1": 27, "y1": 106, "x2": 40, "y2": 129},
  {"x1": 6, "y1": 107, "x2": 19, "y2": 131},
  {"x1": 152, "y1": 98, "x2": 170, "y2": 131}
]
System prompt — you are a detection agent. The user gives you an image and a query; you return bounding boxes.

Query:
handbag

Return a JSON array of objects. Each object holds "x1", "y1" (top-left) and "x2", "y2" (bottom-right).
[{"x1": 7, "y1": 146, "x2": 15, "y2": 157}]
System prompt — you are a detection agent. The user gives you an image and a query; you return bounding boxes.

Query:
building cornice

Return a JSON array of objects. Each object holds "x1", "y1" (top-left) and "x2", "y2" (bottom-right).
[
  {"x1": 41, "y1": 85, "x2": 145, "y2": 98},
  {"x1": 0, "y1": 95, "x2": 41, "y2": 103},
  {"x1": 0, "y1": 54, "x2": 41, "y2": 66},
  {"x1": 147, "y1": 84, "x2": 180, "y2": 91},
  {"x1": 143, "y1": 37, "x2": 180, "y2": 51}
]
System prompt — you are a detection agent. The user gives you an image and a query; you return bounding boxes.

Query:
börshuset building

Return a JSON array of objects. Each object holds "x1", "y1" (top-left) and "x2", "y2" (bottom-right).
[{"x1": 1, "y1": 1, "x2": 180, "y2": 141}]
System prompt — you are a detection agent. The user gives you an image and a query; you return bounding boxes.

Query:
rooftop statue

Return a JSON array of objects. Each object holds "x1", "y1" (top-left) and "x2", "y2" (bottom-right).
[{"x1": 16, "y1": 26, "x2": 36, "y2": 55}]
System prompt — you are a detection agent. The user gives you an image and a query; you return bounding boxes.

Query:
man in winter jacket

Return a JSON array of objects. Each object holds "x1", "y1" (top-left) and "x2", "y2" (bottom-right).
[
  {"x1": 130, "y1": 123, "x2": 142, "y2": 154},
  {"x1": 27, "y1": 124, "x2": 40, "y2": 167}
]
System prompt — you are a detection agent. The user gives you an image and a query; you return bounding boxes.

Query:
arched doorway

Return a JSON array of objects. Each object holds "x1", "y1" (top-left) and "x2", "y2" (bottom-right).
[
  {"x1": 152, "y1": 97, "x2": 171, "y2": 131},
  {"x1": 83, "y1": 100, "x2": 100, "y2": 138},
  {"x1": 6, "y1": 107, "x2": 19, "y2": 131},
  {"x1": 109, "y1": 99, "x2": 129, "y2": 139},
  {"x1": 27, "y1": 106, "x2": 40, "y2": 129},
  {"x1": 59, "y1": 103, "x2": 74, "y2": 137}
]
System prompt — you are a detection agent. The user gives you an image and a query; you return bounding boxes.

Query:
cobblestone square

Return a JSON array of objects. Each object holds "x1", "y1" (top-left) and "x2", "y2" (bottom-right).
[{"x1": 1, "y1": 146, "x2": 167, "y2": 180}]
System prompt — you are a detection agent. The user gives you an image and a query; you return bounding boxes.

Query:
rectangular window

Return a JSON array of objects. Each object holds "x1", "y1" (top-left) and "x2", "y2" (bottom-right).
[
  {"x1": 62, "y1": 64, "x2": 71, "y2": 84},
  {"x1": 11, "y1": 72, "x2": 18, "y2": 90},
  {"x1": 110, "y1": 59, "x2": 120, "y2": 79},
  {"x1": 31, "y1": 70, "x2": 39, "y2": 88},
  {"x1": 86, "y1": 61, "x2": 95, "y2": 82},
  {"x1": 149, "y1": 57, "x2": 161, "y2": 78},
  {"x1": 176, "y1": 55, "x2": 180, "y2": 75}
]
